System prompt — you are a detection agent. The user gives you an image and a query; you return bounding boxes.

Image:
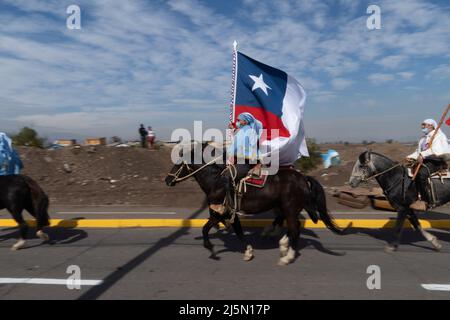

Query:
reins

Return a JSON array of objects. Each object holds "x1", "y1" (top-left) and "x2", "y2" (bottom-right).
[
  {"x1": 167, "y1": 156, "x2": 222, "y2": 183},
  {"x1": 362, "y1": 163, "x2": 402, "y2": 182}
]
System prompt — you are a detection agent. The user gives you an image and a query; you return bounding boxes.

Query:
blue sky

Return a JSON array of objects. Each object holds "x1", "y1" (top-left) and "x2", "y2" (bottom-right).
[{"x1": 0, "y1": 0, "x2": 449, "y2": 142}]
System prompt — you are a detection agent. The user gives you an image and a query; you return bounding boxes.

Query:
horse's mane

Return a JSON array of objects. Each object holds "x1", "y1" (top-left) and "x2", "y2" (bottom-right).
[{"x1": 359, "y1": 151, "x2": 398, "y2": 165}]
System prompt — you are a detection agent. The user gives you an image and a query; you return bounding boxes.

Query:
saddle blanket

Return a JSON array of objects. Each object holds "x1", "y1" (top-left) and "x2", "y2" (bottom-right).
[{"x1": 243, "y1": 174, "x2": 268, "y2": 188}]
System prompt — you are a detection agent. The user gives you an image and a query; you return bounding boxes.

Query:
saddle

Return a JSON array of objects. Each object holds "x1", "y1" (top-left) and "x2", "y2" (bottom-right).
[
  {"x1": 243, "y1": 166, "x2": 268, "y2": 188},
  {"x1": 406, "y1": 168, "x2": 450, "y2": 179},
  {"x1": 406, "y1": 165, "x2": 448, "y2": 208},
  {"x1": 223, "y1": 165, "x2": 297, "y2": 220}
]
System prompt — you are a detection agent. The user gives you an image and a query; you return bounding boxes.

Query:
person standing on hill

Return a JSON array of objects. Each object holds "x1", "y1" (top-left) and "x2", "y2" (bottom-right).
[
  {"x1": 139, "y1": 124, "x2": 148, "y2": 148},
  {"x1": 147, "y1": 126, "x2": 155, "y2": 149}
]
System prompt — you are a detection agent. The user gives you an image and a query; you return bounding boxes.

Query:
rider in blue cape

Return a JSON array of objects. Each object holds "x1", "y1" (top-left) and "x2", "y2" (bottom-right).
[
  {"x1": 209, "y1": 113, "x2": 262, "y2": 215},
  {"x1": 0, "y1": 132, "x2": 23, "y2": 176}
]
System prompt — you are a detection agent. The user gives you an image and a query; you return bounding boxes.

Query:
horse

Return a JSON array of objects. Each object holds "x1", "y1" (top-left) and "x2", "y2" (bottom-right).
[
  {"x1": 165, "y1": 142, "x2": 345, "y2": 265},
  {"x1": 349, "y1": 151, "x2": 448, "y2": 251},
  {"x1": 0, "y1": 175, "x2": 51, "y2": 250}
]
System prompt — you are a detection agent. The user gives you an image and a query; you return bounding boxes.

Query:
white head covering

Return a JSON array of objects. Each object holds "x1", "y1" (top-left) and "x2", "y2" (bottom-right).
[{"x1": 423, "y1": 119, "x2": 438, "y2": 129}]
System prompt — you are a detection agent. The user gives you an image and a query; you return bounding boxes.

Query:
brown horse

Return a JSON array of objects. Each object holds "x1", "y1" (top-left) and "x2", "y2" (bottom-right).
[
  {"x1": 165, "y1": 142, "x2": 345, "y2": 265},
  {"x1": 0, "y1": 175, "x2": 50, "y2": 250}
]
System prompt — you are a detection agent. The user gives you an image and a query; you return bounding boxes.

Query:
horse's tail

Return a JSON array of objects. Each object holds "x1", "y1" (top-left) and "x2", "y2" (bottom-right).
[
  {"x1": 305, "y1": 176, "x2": 346, "y2": 235},
  {"x1": 22, "y1": 175, "x2": 50, "y2": 228}
]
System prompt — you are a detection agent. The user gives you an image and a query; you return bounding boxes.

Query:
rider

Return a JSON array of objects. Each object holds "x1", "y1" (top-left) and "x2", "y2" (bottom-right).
[
  {"x1": 406, "y1": 119, "x2": 450, "y2": 211},
  {"x1": 209, "y1": 112, "x2": 262, "y2": 215},
  {"x1": 0, "y1": 132, "x2": 23, "y2": 175}
]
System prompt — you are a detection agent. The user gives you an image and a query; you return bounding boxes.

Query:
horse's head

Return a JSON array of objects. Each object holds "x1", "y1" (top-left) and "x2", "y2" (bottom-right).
[
  {"x1": 165, "y1": 141, "x2": 223, "y2": 186},
  {"x1": 165, "y1": 141, "x2": 198, "y2": 187},
  {"x1": 349, "y1": 150, "x2": 377, "y2": 188},
  {"x1": 165, "y1": 160, "x2": 192, "y2": 187}
]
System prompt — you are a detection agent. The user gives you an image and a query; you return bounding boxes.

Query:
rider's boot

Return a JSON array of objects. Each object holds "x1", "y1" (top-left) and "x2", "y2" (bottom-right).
[
  {"x1": 409, "y1": 200, "x2": 427, "y2": 211},
  {"x1": 209, "y1": 203, "x2": 226, "y2": 214},
  {"x1": 410, "y1": 180, "x2": 431, "y2": 211}
]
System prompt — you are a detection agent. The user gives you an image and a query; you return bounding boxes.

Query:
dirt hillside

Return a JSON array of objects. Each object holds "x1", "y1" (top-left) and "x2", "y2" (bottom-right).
[
  {"x1": 16, "y1": 142, "x2": 416, "y2": 207},
  {"x1": 18, "y1": 145, "x2": 204, "y2": 206}
]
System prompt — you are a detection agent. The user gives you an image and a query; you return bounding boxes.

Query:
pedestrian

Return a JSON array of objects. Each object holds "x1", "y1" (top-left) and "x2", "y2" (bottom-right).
[
  {"x1": 147, "y1": 126, "x2": 155, "y2": 149},
  {"x1": 138, "y1": 124, "x2": 148, "y2": 148}
]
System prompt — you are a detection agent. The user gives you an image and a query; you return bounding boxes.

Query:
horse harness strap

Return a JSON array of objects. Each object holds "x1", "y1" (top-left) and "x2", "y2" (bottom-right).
[
  {"x1": 221, "y1": 164, "x2": 240, "y2": 224},
  {"x1": 221, "y1": 164, "x2": 262, "y2": 223},
  {"x1": 168, "y1": 156, "x2": 222, "y2": 183},
  {"x1": 362, "y1": 163, "x2": 402, "y2": 182}
]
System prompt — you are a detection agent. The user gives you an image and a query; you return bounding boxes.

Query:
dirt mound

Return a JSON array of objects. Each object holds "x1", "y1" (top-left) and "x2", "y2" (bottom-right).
[
  {"x1": 18, "y1": 146, "x2": 204, "y2": 206},
  {"x1": 16, "y1": 142, "x2": 416, "y2": 208}
]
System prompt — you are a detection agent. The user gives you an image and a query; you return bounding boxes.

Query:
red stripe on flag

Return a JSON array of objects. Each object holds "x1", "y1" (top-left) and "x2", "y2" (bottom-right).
[
  {"x1": 235, "y1": 105, "x2": 291, "y2": 139},
  {"x1": 446, "y1": 117, "x2": 450, "y2": 126}
]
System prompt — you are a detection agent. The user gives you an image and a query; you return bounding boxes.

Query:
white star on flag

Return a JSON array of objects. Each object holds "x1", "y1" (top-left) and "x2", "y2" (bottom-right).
[{"x1": 249, "y1": 74, "x2": 271, "y2": 95}]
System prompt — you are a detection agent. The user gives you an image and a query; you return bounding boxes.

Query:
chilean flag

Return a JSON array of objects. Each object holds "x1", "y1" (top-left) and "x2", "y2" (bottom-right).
[{"x1": 233, "y1": 52, "x2": 309, "y2": 165}]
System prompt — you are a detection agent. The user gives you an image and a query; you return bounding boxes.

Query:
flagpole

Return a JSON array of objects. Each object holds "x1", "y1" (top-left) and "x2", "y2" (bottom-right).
[
  {"x1": 230, "y1": 41, "x2": 238, "y2": 124},
  {"x1": 227, "y1": 40, "x2": 238, "y2": 142}
]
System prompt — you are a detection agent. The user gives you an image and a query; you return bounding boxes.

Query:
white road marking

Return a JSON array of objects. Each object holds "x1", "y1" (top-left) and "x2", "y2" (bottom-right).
[
  {"x1": 58, "y1": 212, "x2": 177, "y2": 215},
  {"x1": 421, "y1": 284, "x2": 450, "y2": 291},
  {"x1": 0, "y1": 278, "x2": 103, "y2": 286}
]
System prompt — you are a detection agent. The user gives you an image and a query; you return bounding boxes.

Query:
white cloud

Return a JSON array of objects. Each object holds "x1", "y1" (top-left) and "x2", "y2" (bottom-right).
[
  {"x1": 0, "y1": 0, "x2": 449, "y2": 141},
  {"x1": 397, "y1": 72, "x2": 415, "y2": 80},
  {"x1": 377, "y1": 55, "x2": 407, "y2": 69},
  {"x1": 331, "y1": 78, "x2": 353, "y2": 90},
  {"x1": 427, "y1": 64, "x2": 450, "y2": 80},
  {"x1": 367, "y1": 73, "x2": 395, "y2": 84}
]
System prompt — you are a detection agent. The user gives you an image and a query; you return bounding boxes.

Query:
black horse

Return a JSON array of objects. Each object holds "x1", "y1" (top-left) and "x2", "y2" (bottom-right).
[
  {"x1": 165, "y1": 142, "x2": 345, "y2": 265},
  {"x1": 349, "y1": 151, "x2": 448, "y2": 251},
  {"x1": 0, "y1": 175, "x2": 50, "y2": 250}
]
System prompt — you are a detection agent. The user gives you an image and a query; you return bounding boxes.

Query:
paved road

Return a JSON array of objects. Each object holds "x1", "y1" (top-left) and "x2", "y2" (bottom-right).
[
  {"x1": 2, "y1": 204, "x2": 450, "y2": 221},
  {"x1": 0, "y1": 224, "x2": 449, "y2": 299}
]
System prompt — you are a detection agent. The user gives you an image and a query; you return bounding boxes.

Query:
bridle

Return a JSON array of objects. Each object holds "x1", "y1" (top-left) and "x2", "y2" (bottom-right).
[
  {"x1": 361, "y1": 161, "x2": 402, "y2": 182},
  {"x1": 352, "y1": 153, "x2": 407, "y2": 200},
  {"x1": 167, "y1": 156, "x2": 222, "y2": 184}
]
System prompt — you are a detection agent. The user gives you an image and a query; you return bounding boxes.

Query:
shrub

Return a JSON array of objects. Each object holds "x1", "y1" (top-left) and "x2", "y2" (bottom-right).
[
  {"x1": 295, "y1": 138, "x2": 322, "y2": 173},
  {"x1": 11, "y1": 127, "x2": 45, "y2": 148}
]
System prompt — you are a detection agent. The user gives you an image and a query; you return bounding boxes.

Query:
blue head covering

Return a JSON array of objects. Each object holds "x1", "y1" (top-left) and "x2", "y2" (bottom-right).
[{"x1": 237, "y1": 112, "x2": 263, "y2": 137}]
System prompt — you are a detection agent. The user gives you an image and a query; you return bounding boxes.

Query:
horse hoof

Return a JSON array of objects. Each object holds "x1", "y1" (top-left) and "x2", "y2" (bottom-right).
[
  {"x1": 243, "y1": 245, "x2": 254, "y2": 261},
  {"x1": 384, "y1": 245, "x2": 398, "y2": 253},
  {"x1": 11, "y1": 239, "x2": 26, "y2": 251},
  {"x1": 243, "y1": 254, "x2": 254, "y2": 261},
  {"x1": 36, "y1": 231, "x2": 49, "y2": 242},
  {"x1": 431, "y1": 238, "x2": 442, "y2": 251},
  {"x1": 277, "y1": 257, "x2": 291, "y2": 266}
]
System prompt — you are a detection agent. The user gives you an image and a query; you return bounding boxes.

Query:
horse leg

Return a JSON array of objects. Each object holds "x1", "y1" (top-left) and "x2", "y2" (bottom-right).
[
  {"x1": 10, "y1": 209, "x2": 28, "y2": 251},
  {"x1": 231, "y1": 216, "x2": 253, "y2": 261},
  {"x1": 202, "y1": 217, "x2": 219, "y2": 259},
  {"x1": 278, "y1": 214, "x2": 299, "y2": 266},
  {"x1": 262, "y1": 213, "x2": 284, "y2": 237},
  {"x1": 408, "y1": 210, "x2": 442, "y2": 251},
  {"x1": 26, "y1": 204, "x2": 50, "y2": 243},
  {"x1": 385, "y1": 209, "x2": 407, "y2": 252}
]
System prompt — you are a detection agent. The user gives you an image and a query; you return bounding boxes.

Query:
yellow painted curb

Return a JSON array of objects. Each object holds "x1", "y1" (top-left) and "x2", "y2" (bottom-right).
[{"x1": 0, "y1": 219, "x2": 449, "y2": 229}]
